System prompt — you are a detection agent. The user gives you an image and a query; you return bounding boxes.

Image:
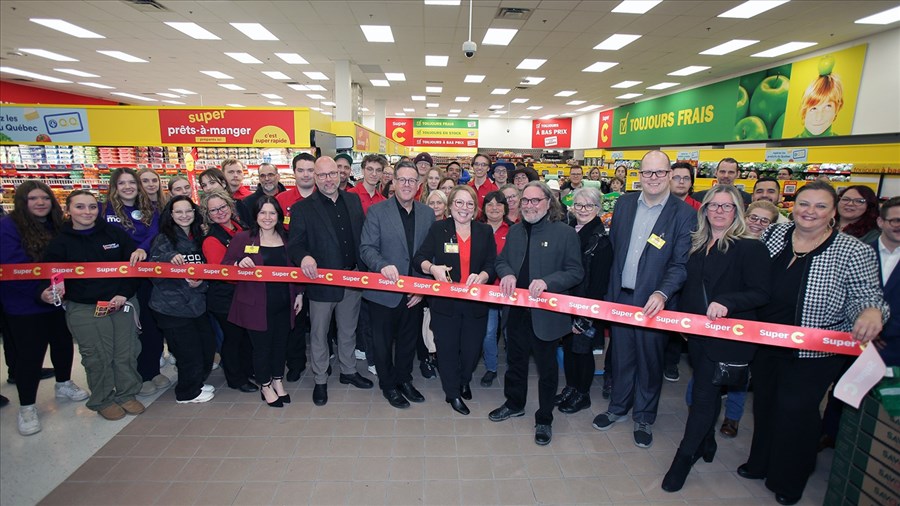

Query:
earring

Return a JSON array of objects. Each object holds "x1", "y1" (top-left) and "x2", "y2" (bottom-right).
[{"x1": 829, "y1": 217, "x2": 837, "y2": 229}]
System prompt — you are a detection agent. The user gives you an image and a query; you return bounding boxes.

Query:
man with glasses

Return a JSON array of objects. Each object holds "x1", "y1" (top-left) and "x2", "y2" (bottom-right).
[
  {"x1": 593, "y1": 150, "x2": 694, "y2": 449},
  {"x1": 489, "y1": 181, "x2": 583, "y2": 446},
  {"x1": 288, "y1": 156, "x2": 373, "y2": 406},
  {"x1": 348, "y1": 154, "x2": 387, "y2": 215},
  {"x1": 693, "y1": 158, "x2": 752, "y2": 206},
  {"x1": 468, "y1": 154, "x2": 498, "y2": 211},
  {"x1": 335, "y1": 153, "x2": 355, "y2": 191},
  {"x1": 752, "y1": 177, "x2": 789, "y2": 223},
  {"x1": 360, "y1": 162, "x2": 436, "y2": 409},
  {"x1": 669, "y1": 162, "x2": 701, "y2": 210},
  {"x1": 242, "y1": 163, "x2": 286, "y2": 223},
  {"x1": 872, "y1": 197, "x2": 900, "y2": 366}
]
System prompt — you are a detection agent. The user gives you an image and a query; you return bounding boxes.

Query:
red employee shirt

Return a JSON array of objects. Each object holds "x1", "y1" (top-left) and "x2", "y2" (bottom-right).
[
  {"x1": 275, "y1": 187, "x2": 309, "y2": 230},
  {"x1": 457, "y1": 233, "x2": 471, "y2": 281},
  {"x1": 468, "y1": 178, "x2": 499, "y2": 206},
  {"x1": 232, "y1": 186, "x2": 252, "y2": 200},
  {"x1": 348, "y1": 183, "x2": 386, "y2": 215},
  {"x1": 685, "y1": 196, "x2": 702, "y2": 210}
]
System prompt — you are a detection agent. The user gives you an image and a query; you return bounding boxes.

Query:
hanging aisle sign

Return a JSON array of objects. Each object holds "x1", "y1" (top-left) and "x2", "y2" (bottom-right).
[
  {"x1": 532, "y1": 118, "x2": 572, "y2": 148},
  {"x1": 158, "y1": 109, "x2": 295, "y2": 146},
  {"x1": 386, "y1": 118, "x2": 478, "y2": 148}
]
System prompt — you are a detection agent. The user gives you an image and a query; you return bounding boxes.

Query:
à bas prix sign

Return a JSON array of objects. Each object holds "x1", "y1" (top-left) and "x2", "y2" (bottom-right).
[
  {"x1": 532, "y1": 118, "x2": 572, "y2": 148},
  {"x1": 386, "y1": 118, "x2": 478, "y2": 148},
  {"x1": 159, "y1": 109, "x2": 295, "y2": 146}
]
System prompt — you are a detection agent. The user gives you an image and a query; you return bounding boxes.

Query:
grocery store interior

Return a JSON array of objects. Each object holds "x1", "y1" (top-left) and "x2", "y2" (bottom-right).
[{"x1": 1, "y1": 0, "x2": 899, "y2": 504}]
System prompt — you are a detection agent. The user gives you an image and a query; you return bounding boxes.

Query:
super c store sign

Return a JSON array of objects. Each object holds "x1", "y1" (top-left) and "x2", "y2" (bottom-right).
[{"x1": 158, "y1": 109, "x2": 295, "y2": 146}]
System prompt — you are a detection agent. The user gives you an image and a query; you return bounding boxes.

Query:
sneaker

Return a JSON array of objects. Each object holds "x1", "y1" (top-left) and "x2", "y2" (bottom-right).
[
  {"x1": 354, "y1": 349, "x2": 366, "y2": 360},
  {"x1": 17, "y1": 405, "x2": 41, "y2": 436},
  {"x1": 98, "y1": 403, "x2": 126, "y2": 421},
  {"x1": 159, "y1": 355, "x2": 167, "y2": 369},
  {"x1": 592, "y1": 411, "x2": 625, "y2": 431},
  {"x1": 592, "y1": 347, "x2": 604, "y2": 355},
  {"x1": 368, "y1": 364, "x2": 377, "y2": 376},
  {"x1": 119, "y1": 399, "x2": 145, "y2": 415},
  {"x1": 55, "y1": 380, "x2": 89, "y2": 401},
  {"x1": 480, "y1": 370, "x2": 497, "y2": 387},
  {"x1": 634, "y1": 422, "x2": 653, "y2": 448},
  {"x1": 201, "y1": 384, "x2": 215, "y2": 393},
  {"x1": 664, "y1": 365, "x2": 680, "y2": 382},
  {"x1": 168, "y1": 354, "x2": 177, "y2": 366},
  {"x1": 211, "y1": 362, "x2": 220, "y2": 371},
  {"x1": 176, "y1": 390, "x2": 215, "y2": 404},
  {"x1": 139, "y1": 381, "x2": 157, "y2": 396},
  {"x1": 152, "y1": 373, "x2": 171, "y2": 388}
]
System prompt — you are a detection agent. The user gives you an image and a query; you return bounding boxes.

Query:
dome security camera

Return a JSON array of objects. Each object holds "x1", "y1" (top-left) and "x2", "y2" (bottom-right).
[{"x1": 462, "y1": 40, "x2": 477, "y2": 58}]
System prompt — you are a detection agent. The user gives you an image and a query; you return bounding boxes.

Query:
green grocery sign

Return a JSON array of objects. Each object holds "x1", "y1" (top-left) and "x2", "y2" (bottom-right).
[{"x1": 413, "y1": 118, "x2": 478, "y2": 129}]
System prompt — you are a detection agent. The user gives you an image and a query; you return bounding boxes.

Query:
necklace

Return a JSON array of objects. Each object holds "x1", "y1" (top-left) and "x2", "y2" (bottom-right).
[{"x1": 792, "y1": 228, "x2": 831, "y2": 259}]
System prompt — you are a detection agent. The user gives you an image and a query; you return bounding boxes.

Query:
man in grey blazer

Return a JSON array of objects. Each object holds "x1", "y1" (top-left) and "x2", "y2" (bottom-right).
[
  {"x1": 592, "y1": 150, "x2": 695, "y2": 449},
  {"x1": 359, "y1": 162, "x2": 436, "y2": 409}
]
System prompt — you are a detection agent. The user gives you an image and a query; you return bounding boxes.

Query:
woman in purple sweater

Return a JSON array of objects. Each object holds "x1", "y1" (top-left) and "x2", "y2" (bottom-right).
[
  {"x1": 0, "y1": 181, "x2": 88, "y2": 436},
  {"x1": 104, "y1": 168, "x2": 168, "y2": 396}
]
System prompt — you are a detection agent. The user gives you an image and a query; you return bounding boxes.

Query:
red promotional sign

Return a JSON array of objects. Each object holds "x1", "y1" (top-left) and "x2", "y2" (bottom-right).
[
  {"x1": 532, "y1": 118, "x2": 572, "y2": 149},
  {"x1": 355, "y1": 124, "x2": 371, "y2": 151},
  {"x1": 386, "y1": 118, "x2": 413, "y2": 145},
  {"x1": 413, "y1": 137, "x2": 478, "y2": 148},
  {"x1": 597, "y1": 109, "x2": 614, "y2": 148},
  {"x1": 385, "y1": 117, "x2": 479, "y2": 148},
  {"x1": 158, "y1": 109, "x2": 295, "y2": 146}
]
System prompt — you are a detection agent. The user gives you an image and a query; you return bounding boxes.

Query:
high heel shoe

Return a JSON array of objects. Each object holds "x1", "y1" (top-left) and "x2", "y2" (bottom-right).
[
  {"x1": 272, "y1": 377, "x2": 291, "y2": 404},
  {"x1": 661, "y1": 452, "x2": 693, "y2": 492},
  {"x1": 692, "y1": 433, "x2": 717, "y2": 464},
  {"x1": 260, "y1": 383, "x2": 284, "y2": 408}
]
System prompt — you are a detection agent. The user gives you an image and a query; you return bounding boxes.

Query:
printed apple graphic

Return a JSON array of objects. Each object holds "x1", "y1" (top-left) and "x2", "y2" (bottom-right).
[
  {"x1": 818, "y1": 55, "x2": 835, "y2": 76},
  {"x1": 733, "y1": 116, "x2": 769, "y2": 141},
  {"x1": 750, "y1": 75, "x2": 790, "y2": 132},
  {"x1": 766, "y1": 64, "x2": 792, "y2": 79},
  {"x1": 737, "y1": 86, "x2": 749, "y2": 119},
  {"x1": 771, "y1": 114, "x2": 785, "y2": 139},
  {"x1": 739, "y1": 71, "x2": 767, "y2": 100}
]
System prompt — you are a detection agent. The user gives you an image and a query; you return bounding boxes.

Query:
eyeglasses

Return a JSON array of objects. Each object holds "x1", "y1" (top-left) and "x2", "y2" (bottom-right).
[
  {"x1": 472, "y1": 162, "x2": 490, "y2": 168},
  {"x1": 840, "y1": 197, "x2": 867, "y2": 206},
  {"x1": 572, "y1": 203, "x2": 596, "y2": 211},
  {"x1": 453, "y1": 199, "x2": 475, "y2": 209},
  {"x1": 672, "y1": 176, "x2": 691, "y2": 183},
  {"x1": 639, "y1": 169, "x2": 670, "y2": 179},
  {"x1": 706, "y1": 202, "x2": 736, "y2": 212},
  {"x1": 520, "y1": 197, "x2": 548, "y2": 207},
  {"x1": 747, "y1": 214, "x2": 772, "y2": 225},
  {"x1": 883, "y1": 218, "x2": 900, "y2": 227},
  {"x1": 396, "y1": 177, "x2": 418, "y2": 186},
  {"x1": 316, "y1": 171, "x2": 339, "y2": 180},
  {"x1": 258, "y1": 173, "x2": 278, "y2": 179},
  {"x1": 208, "y1": 204, "x2": 229, "y2": 215}
]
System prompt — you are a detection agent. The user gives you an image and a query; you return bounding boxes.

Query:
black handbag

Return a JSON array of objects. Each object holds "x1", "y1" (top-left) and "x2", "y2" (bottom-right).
[{"x1": 711, "y1": 361, "x2": 750, "y2": 386}]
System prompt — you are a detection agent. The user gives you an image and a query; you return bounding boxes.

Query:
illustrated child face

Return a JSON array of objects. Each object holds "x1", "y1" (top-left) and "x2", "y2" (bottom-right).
[{"x1": 804, "y1": 99, "x2": 837, "y2": 135}]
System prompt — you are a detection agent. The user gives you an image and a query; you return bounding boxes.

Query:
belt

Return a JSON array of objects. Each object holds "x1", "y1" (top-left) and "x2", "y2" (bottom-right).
[{"x1": 621, "y1": 288, "x2": 635, "y2": 295}]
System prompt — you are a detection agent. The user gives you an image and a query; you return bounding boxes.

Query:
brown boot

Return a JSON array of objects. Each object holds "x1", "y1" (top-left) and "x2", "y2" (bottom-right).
[
  {"x1": 98, "y1": 404, "x2": 126, "y2": 421},
  {"x1": 119, "y1": 399, "x2": 146, "y2": 415},
  {"x1": 720, "y1": 418, "x2": 739, "y2": 438}
]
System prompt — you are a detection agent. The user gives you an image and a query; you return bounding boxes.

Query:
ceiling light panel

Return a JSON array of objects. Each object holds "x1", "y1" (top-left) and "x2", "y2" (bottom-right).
[
  {"x1": 700, "y1": 39, "x2": 759, "y2": 55},
  {"x1": 30, "y1": 19, "x2": 104, "y2": 38},
  {"x1": 394, "y1": 112, "x2": 406, "y2": 116},
  {"x1": 489, "y1": 105, "x2": 504, "y2": 110},
  {"x1": 567, "y1": 100, "x2": 586, "y2": 105},
  {"x1": 555, "y1": 90, "x2": 577, "y2": 97},
  {"x1": 54, "y1": 68, "x2": 98, "y2": 77},
  {"x1": 412, "y1": 95, "x2": 426, "y2": 101},
  {"x1": 371, "y1": 79, "x2": 390, "y2": 87},
  {"x1": 751, "y1": 42, "x2": 817, "y2": 57},
  {"x1": 426, "y1": 86, "x2": 443, "y2": 93},
  {"x1": 201, "y1": 70, "x2": 234, "y2": 79},
  {"x1": 511, "y1": 98, "x2": 529, "y2": 104},
  {"x1": 97, "y1": 50, "x2": 147, "y2": 63},
  {"x1": 448, "y1": 114, "x2": 458, "y2": 117},
  {"x1": 516, "y1": 58, "x2": 546, "y2": 70},
  {"x1": 262, "y1": 71, "x2": 291, "y2": 80},
  {"x1": 582, "y1": 61, "x2": 618, "y2": 73},
  {"x1": 594, "y1": 34, "x2": 641, "y2": 50},
  {"x1": 288, "y1": 84, "x2": 310, "y2": 91},
  {"x1": 492, "y1": 88, "x2": 510, "y2": 95},
  {"x1": 425, "y1": 55, "x2": 449, "y2": 66},
  {"x1": 425, "y1": 0, "x2": 461, "y2": 5},
  {"x1": 856, "y1": 5, "x2": 900, "y2": 24},
  {"x1": 162, "y1": 100, "x2": 185, "y2": 105},
  {"x1": 260, "y1": 93, "x2": 282, "y2": 99},
  {"x1": 526, "y1": 106, "x2": 543, "y2": 110},
  {"x1": 385, "y1": 73, "x2": 406, "y2": 81},
  {"x1": 539, "y1": 114, "x2": 555, "y2": 120},
  {"x1": 617, "y1": 93, "x2": 643, "y2": 99},
  {"x1": 170, "y1": 88, "x2": 196, "y2": 95},
  {"x1": 455, "y1": 96, "x2": 470, "y2": 102},
  {"x1": 305, "y1": 84, "x2": 326, "y2": 91},
  {"x1": 219, "y1": 83, "x2": 246, "y2": 91},
  {"x1": 274, "y1": 53, "x2": 308, "y2": 64},
  {"x1": 303, "y1": 71, "x2": 329, "y2": 80},
  {"x1": 519, "y1": 116, "x2": 531, "y2": 119},
  {"x1": 156, "y1": 92, "x2": 181, "y2": 98},
  {"x1": 612, "y1": 1, "x2": 662, "y2": 14},
  {"x1": 403, "y1": 108, "x2": 415, "y2": 112},
  {"x1": 668, "y1": 65, "x2": 710, "y2": 76},
  {"x1": 164, "y1": 22, "x2": 220, "y2": 40},
  {"x1": 225, "y1": 52, "x2": 262, "y2": 64},
  {"x1": 427, "y1": 113, "x2": 438, "y2": 117},
  {"x1": 718, "y1": 1, "x2": 790, "y2": 19},
  {"x1": 646, "y1": 82, "x2": 679, "y2": 90},
  {"x1": 268, "y1": 101, "x2": 286, "y2": 106},
  {"x1": 576, "y1": 104, "x2": 602, "y2": 112},
  {"x1": 79, "y1": 82, "x2": 114, "y2": 89},
  {"x1": 464, "y1": 75, "x2": 485, "y2": 83},
  {"x1": 19, "y1": 48, "x2": 77, "y2": 61},
  {"x1": 449, "y1": 108, "x2": 461, "y2": 113},
  {"x1": 360, "y1": 25, "x2": 395, "y2": 43},
  {"x1": 111, "y1": 92, "x2": 156, "y2": 102},
  {"x1": 307, "y1": 94, "x2": 326, "y2": 100},
  {"x1": 230, "y1": 23, "x2": 278, "y2": 41},
  {"x1": 612, "y1": 80, "x2": 642, "y2": 88},
  {"x1": 426, "y1": 103, "x2": 439, "y2": 108},
  {"x1": 482, "y1": 28, "x2": 518, "y2": 46},
  {"x1": 322, "y1": 101, "x2": 336, "y2": 106}
]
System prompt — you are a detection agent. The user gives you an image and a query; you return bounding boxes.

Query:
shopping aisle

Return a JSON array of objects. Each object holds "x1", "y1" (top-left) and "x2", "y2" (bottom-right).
[{"x1": 1, "y1": 349, "x2": 832, "y2": 505}]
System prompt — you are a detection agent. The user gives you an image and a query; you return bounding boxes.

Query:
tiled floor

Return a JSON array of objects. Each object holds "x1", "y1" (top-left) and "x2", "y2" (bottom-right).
[{"x1": 2, "y1": 346, "x2": 833, "y2": 505}]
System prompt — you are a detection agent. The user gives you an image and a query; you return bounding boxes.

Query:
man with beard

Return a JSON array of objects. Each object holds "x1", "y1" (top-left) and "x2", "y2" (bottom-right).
[{"x1": 242, "y1": 163, "x2": 286, "y2": 219}]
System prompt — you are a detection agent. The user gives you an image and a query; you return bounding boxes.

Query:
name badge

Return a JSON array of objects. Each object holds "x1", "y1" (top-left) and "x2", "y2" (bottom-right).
[
  {"x1": 444, "y1": 243, "x2": 459, "y2": 254},
  {"x1": 283, "y1": 216, "x2": 291, "y2": 225},
  {"x1": 244, "y1": 245, "x2": 260, "y2": 254},
  {"x1": 648, "y1": 234, "x2": 666, "y2": 249}
]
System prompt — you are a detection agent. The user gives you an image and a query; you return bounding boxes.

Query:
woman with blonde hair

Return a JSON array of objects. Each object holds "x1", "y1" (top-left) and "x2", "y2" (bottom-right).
[{"x1": 137, "y1": 168, "x2": 167, "y2": 209}]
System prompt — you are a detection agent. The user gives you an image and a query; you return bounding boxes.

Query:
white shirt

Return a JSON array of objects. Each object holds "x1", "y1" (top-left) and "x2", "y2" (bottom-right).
[{"x1": 878, "y1": 236, "x2": 900, "y2": 284}]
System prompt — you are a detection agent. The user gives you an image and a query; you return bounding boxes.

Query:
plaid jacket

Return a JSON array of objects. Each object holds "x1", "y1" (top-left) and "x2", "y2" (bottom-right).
[{"x1": 762, "y1": 223, "x2": 889, "y2": 358}]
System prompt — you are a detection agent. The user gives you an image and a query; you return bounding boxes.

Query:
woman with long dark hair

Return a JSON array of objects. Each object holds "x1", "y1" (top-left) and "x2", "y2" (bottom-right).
[
  {"x1": 104, "y1": 168, "x2": 168, "y2": 396},
  {"x1": 0, "y1": 182, "x2": 88, "y2": 435},
  {"x1": 837, "y1": 185, "x2": 880, "y2": 243},
  {"x1": 148, "y1": 196, "x2": 217, "y2": 404}
]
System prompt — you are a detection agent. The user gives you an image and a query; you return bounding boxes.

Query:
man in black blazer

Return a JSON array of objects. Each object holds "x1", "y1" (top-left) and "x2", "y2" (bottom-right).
[
  {"x1": 288, "y1": 156, "x2": 373, "y2": 406},
  {"x1": 592, "y1": 150, "x2": 695, "y2": 449},
  {"x1": 873, "y1": 197, "x2": 900, "y2": 366},
  {"x1": 489, "y1": 181, "x2": 584, "y2": 446}
]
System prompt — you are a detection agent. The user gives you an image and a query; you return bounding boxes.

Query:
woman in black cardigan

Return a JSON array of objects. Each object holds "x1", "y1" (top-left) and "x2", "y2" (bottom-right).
[
  {"x1": 414, "y1": 185, "x2": 496, "y2": 415},
  {"x1": 662, "y1": 185, "x2": 772, "y2": 492}
]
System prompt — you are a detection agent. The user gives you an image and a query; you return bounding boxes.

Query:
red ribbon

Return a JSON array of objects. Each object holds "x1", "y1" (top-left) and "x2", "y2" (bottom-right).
[{"x1": 0, "y1": 262, "x2": 863, "y2": 356}]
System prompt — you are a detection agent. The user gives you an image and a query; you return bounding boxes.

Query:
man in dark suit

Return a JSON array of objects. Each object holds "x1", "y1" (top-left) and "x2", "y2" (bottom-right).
[
  {"x1": 873, "y1": 196, "x2": 900, "y2": 366},
  {"x1": 692, "y1": 158, "x2": 752, "y2": 206},
  {"x1": 288, "y1": 156, "x2": 373, "y2": 406},
  {"x1": 592, "y1": 150, "x2": 695, "y2": 449},
  {"x1": 359, "y1": 162, "x2": 435, "y2": 409},
  {"x1": 489, "y1": 181, "x2": 583, "y2": 446}
]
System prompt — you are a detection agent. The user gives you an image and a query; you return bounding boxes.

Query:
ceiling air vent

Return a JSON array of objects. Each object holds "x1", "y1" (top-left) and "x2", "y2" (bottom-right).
[
  {"x1": 122, "y1": 0, "x2": 169, "y2": 12},
  {"x1": 495, "y1": 7, "x2": 532, "y2": 20}
]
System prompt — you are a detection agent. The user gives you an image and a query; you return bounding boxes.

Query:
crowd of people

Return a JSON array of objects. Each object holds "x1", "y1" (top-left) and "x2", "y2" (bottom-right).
[{"x1": 1, "y1": 149, "x2": 897, "y2": 505}]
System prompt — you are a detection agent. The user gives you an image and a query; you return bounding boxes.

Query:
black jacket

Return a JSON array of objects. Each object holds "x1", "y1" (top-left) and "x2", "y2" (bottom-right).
[
  {"x1": 413, "y1": 218, "x2": 497, "y2": 318},
  {"x1": 241, "y1": 183, "x2": 287, "y2": 224},
  {"x1": 148, "y1": 229, "x2": 207, "y2": 318},
  {"x1": 574, "y1": 217, "x2": 613, "y2": 300},
  {"x1": 41, "y1": 220, "x2": 139, "y2": 304}
]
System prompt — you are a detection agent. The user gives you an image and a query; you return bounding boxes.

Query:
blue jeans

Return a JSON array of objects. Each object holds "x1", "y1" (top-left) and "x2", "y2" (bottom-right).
[
  {"x1": 482, "y1": 308, "x2": 500, "y2": 372},
  {"x1": 685, "y1": 376, "x2": 748, "y2": 421}
]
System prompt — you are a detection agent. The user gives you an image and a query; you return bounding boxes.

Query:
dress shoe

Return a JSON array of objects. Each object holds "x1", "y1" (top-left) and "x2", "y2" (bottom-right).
[
  {"x1": 339, "y1": 372, "x2": 374, "y2": 389},
  {"x1": 661, "y1": 452, "x2": 693, "y2": 492},
  {"x1": 554, "y1": 385, "x2": 576, "y2": 406},
  {"x1": 384, "y1": 389, "x2": 410, "y2": 409},
  {"x1": 312, "y1": 384, "x2": 328, "y2": 406},
  {"x1": 693, "y1": 434, "x2": 717, "y2": 464},
  {"x1": 447, "y1": 397, "x2": 470, "y2": 415},
  {"x1": 720, "y1": 418, "x2": 739, "y2": 438},
  {"x1": 534, "y1": 424, "x2": 552, "y2": 446},
  {"x1": 272, "y1": 378, "x2": 291, "y2": 403},
  {"x1": 398, "y1": 382, "x2": 425, "y2": 403},
  {"x1": 237, "y1": 382, "x2": 259, "y2": 393},
  {"x1": 736, "y1": 463, "x2": 765, "y2": 480},
  {"x1": 285, "y1": 368, "x2": 304, "y2": 382},
  {"x1": 488, "y1": 404, "x2": 525, "y2": 422},
  {"x1": 460, "y1": 383, "x2": 472, "y2": 400},
  {"x1": 420, "y1": 358, "x2": 436, "y2": 379},
  {"x1": 558, "y1": 392, "x2": 591, "y2": 414},
  {"x1": 0, "y1": 394, "x2": 9, "y2": 408},
  {"x1": 260, "y1": 384, "x2": 284, "y2": 408},
  {"x1": 480, "y1": 370, "x2": 496, "y2": 387},
  {"x1": 775, "y1": 493, "x2": 801, "y2": 505}
]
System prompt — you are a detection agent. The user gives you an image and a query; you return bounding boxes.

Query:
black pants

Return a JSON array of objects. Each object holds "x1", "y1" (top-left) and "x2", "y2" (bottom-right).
[
  {"x1": 431, "y1": 311, "x2": 487, "y2": 400},
  {"x1": 664, "y1": 332, "x2": 684, "y2": 369},
  {"x1": 745, "y1": 346, "x2": 845, "y2": 499},
  {"x1": 211, "y1": 310, "x2": 254, "y2": 388},
  {"x1": 135, "y1": 280, "x2": 165, "y2": 382},
  {"x1": 369, "y1": 300, "x2": 423, "y2": 391},
  {"x1": 248, "y1": 305, "x2": 291, "y2": 384},
  {"x1": 356, "y1": 299, "x2": 375, "y2": 367},
  {"x1": 504, "y1": 307, "x2": 558, "y2": 426},
  {"x1": 1, "y1": 306, "x2": 16, "y2": 379},
  {"x1": 285, "y1": 298, "x2": 308, "y2": 374},
  {"x1": 5, "y1": 311, "x2": 74, "y2": 405},
  {"x1": 676, "y1": 339, "x2": 721, "y2": 456},
  {"x1": 154, "y1": 311, "x2": 216, "y2": 401},
  {"x1": 561, "y1": 333, "x2": 594, "y2": 394}
]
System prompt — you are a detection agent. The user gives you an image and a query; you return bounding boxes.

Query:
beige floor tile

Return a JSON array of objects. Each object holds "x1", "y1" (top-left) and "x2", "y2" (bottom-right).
[
  {"x1": 318, "y1": 456, "x2": 358, "y2": 481},
  {"x1": 424, "y1": 456, "x2": 459, "y2": 480},
  {"x1": 386, "y1": 480, "x2": 424, "y2": 505},
  {"x1": 457, "y1": 456, "x2": 493, "y2": 480},
  {"x1": 424, "y1": 480, "x2": 461, "y2": 505},
  {"x1": 598, "y1": 474, "x2": 645, "y2": 501},
  {"x1": 490, "y1": 455, "x2": 529, "y2": 479},
  {"x1": 565, "y1": 477, "x2": 612, "y2": 504},
  {"x1": 194, "y1": 481, "x2": 242, "y2": 505},
  {"x1": 245, "y1": 457, "x2": 292, "y2": 482},
  {"x1": 354, "y1": 456, "x2": 392, "y2": 481},
  {"x1": 227, "y1": 437, "x2": 267, "y2": 458},
  {"x1": 390, "y1": 456, "x2": 426, "y2": 481},
  {"x1": 272, "y1": 481, "x2": 314, "y2": 505},
  {"x1": 310, "y1": 481, "x2": 351, "y2": 505},
  {"x1": 523, "y1": 454, "x2": 563, "y2": 479},
  {"x1": 556, "y1": 453, "x2": 596, "y2": 478},
  {"x1": 176, "y1": 458, "x2": 222, "y2": 482},
  {"x1": 153, "y1": 482, "x2": 204, "y2": 505},
  {"x1": 531, "y1": 477, "x2": 573, "y2": 504},
  {"x1": 158, "y1": 435, "x2": 205, "y2": 458},
  {"x1": 393, "y1": 436, "x2": 426, "y2": 457},
  {"x1": 284, "y1": 457, "x2": 321, "y2": 481},
  {"x1": 356, "y1": 437, "x2": 394, "y2": 457},
  {"x1": 494, "y1": 479, "x2": 536, "y2": 505},
  {"x1": 233, "y1": 482, "x2": 277, "y2": 506},
  {"x1": 459, "y1": 479, "x2": 499, "y2": 505},
  {"x1": 347, "y1": 481, "x2": 387, "y2": 505},
  {"x1": 103, "y1": 456, "x2": 155, "y2": 481}
]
